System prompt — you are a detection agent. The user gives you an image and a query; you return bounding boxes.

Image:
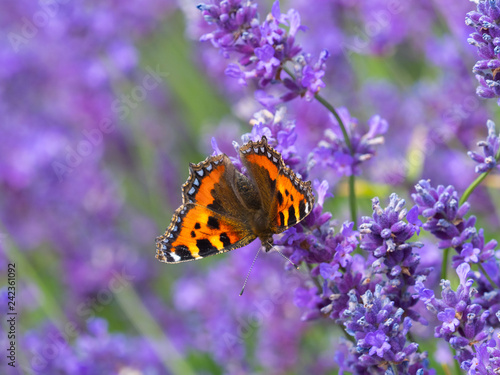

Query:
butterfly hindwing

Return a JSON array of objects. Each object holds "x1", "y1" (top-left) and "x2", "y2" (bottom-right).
[{"x1": 156, "y1": 204, "x2": 255, "y2": 263}]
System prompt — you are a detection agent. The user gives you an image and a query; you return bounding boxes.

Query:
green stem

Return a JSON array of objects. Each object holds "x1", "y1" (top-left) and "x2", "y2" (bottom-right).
[
  {"x1": 313, "y1": 92, "x2": 353, "y2": 152},
  {"x1": 452, "y1": 348, "x2": 462, "y2": 375},
  {"x1": 348, "y1": 174, "x2": 357, "y2": 228},
  {"x1": 459, "y1": 171, "x2": 490, "y2": 206},
  {"x1": 460, "y1": 145, "x2": 500, "y2": 206},
  {"x1": 281, "y1": 65, "x2": 357, "y2": 226},
  {"x1": 441, "y1": 247, "x2": 449, "y2": 281},
  {"x1": 314, "y1": 93, "x2": 358, "y2": 226}
]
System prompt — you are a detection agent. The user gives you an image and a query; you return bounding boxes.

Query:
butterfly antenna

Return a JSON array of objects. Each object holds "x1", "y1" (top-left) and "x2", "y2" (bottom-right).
[
  {"x1": 239, "y1": 246, "x2": 262, "y2": 296},
  {"x1": 266, "y1": 242, "x2": 299, "y2": 270}
]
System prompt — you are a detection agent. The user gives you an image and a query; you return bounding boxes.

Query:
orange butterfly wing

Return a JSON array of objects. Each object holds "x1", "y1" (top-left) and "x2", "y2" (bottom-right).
[{"x1": 156, "y1": 154, "x2": 256, "y2": 263}]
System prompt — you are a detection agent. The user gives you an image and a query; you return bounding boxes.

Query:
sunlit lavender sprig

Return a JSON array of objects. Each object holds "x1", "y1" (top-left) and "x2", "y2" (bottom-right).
[
  {"x1": 416, "y1": 263, "x2": 500, "y2": 373},
  {"x1": 466, "y1": 0, "x2": 500, "y2": 102},
  {"x1": 198, "y1": 0, "x2": 329, "y2": 104},
  {"x1": 468, "y1": 119, "x2": 500, "y2": 173},
  {"x1": 310, "y1": 108, "x2": 388, "y2": 177}
]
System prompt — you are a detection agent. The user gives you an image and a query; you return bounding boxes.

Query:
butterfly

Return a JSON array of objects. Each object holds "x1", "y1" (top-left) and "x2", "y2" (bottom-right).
[{"x1": 155, "y1": 136, "x2": 314, "y2": 263}]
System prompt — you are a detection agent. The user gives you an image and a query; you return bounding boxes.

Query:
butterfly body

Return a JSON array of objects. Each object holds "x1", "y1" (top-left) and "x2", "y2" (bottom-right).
[{"x1": 156, "y1": 136, "x2": 314, "y2": 263}]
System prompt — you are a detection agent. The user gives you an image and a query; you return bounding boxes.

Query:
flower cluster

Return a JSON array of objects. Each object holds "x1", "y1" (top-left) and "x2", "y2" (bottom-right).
[
  {"x1": 416, "y1": 263, "x2": 500, "y2": 373},
  {"x1": 198, "y1": 0, "x2": 329, "y2": 103},
  {"x1": 413, "y1": 179, "x2": 500, "y2": 343},
  {"x1": 0, "y1": 1, "x2": 175, "y2": 304},
  {"x1": 412, "y1": 180, "x2": 498, "y2": 271},
  {"x1": 466, "y1": 0, "x2": 500, "y2": 102},
  {"x1": 337, "y1": 285, "x2": 431, "y2": 375},
  {"x1": 278, "y1": 184, "x2": 434, "y2": 372},
  {"x1": 468, "y1": 119, "x2": 500, "y2": 173},
  {"x1": 359, "y1": 194, "x2": 430, "y2": 324}
]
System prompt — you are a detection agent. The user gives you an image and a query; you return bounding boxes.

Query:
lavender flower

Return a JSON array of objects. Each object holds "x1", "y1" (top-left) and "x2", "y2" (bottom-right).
[
  {"x1": 416, "y1": 263, "x2": 499, "y2": 372},
  {"x1": 310, "y1": 108, "x2": 388, "y2": 177},
  {"x1": 466, "y1": 0, "x2": 500, "y2": 102},
  {"x1": 360, "y1": 194, "x2": 422, "y2": 260},
  {"x1": 359, "y1": 193, "x2": 430, "y2": 325},
  {"x1": 468, "y1": 119, "x2": 500, "y2": 173},
  {"x1": 198, "y1": 0, "x2": 329, "y2": 104},
  {"x1": 462, "y1": 339, "x2": 500, "y2": 374},
  {"x1": 412, "y1": 180, "x2": 498, "y2": 270},
  {"x1": 211, "y1": 107, "x2": 306, "y2": 175},
  {"x1": 0, "y1": 0, "x2": 172, "y2": 303},
  {"x1": 339, "y1": 285, "x2": 431, "y2": 374}
]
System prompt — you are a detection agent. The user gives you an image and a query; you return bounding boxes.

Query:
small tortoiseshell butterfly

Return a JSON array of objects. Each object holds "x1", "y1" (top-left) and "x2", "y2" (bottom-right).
[{"x1": 155, "y1": 136, "x2": 314, "y2": 263}]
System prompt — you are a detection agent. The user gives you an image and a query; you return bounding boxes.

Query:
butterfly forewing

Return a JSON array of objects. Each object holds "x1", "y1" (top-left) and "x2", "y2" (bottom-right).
[{"x1": 182, "y1": 154, "x2": 242, "y2": 216}]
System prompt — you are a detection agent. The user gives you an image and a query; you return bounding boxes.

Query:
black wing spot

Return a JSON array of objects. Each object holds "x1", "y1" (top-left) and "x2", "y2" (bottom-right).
[
  {"x1": 288, "y1": 205, "x2": 297, "y2": 226},
  {"x1": 190, "y1": 231, "x2": 196, "y2": 238},
  {"x1": 277, "y1": 191, "x2": 284, "y2": 206},
  {"x1": 163, "y1": 252, "x2": 174, "y2": 262},
  {"x1": 285, "y1": 189, "x2": 289, "y2": 196},
  {"x1": 279, "y1": 212, "x2": 285, "y2": 227},
  {"x1": 196, "y1": 239, "x2": 218, "y2": 257},
  {"x1": 220, "y1": 232, "x2": 231, "y2": 247},
  {"x1": 290, "y1": 195, "x2": 294, "y2": 202},
  {"x1": 194, "y1": 222, "x2": 201, "y2": 229},
  {"x1": 175, "y1": 245, "x2": 195, "y2": 261},
  {"x1": 299, "y1": 200, "x2": 307, "y2": 218},
  {"x1": 207, "y1": 216, "x2": 220, "y2": 230}
]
